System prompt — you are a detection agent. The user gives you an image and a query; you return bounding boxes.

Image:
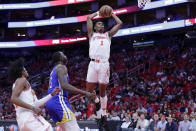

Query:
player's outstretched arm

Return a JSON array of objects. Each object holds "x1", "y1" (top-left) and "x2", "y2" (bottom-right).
[
  {"x1": 32, "y1": 87, "x2": 60, "y2": 108},
  {"x1": 11, "y1": 78, "x2": 42, "y2": 115},
  {"x1": 56, "y1": 65, "x2": 95, "y2": 99},
  {"x1": 87, "y1": 12, "x2": 98, "y2": 38},
  {"x1": 108, "y1": 13, "x2": 123, "y2": 38}
]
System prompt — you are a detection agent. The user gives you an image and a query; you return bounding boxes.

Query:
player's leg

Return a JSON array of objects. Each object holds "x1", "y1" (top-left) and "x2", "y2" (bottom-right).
[
  {"x1": 37, "y1": 116, "x2": 53, "y2": 131},
  {"x1": 99, "y1": 83, "x2": 107, "y2": 116},
  {"x1": 58, "y1": 117, "x2": 80, "y2": 131},
  {"x1": 86, "y1": 61, "x2": 99, "y2": 102},
  {"x1": 98, "y1": 62, "x2": 110, "y2": 116},
  {"x1": 86, "y1": 82, "x2": 100, "y2": 104},
  {"x1": 86, "y1": 82, "x2": 96, "y2": 93},
  {"x1": 86, "y1": 61, "x2": 98, "y2": 90},
  {"x1": 21, "y1": 112, "x2": 53, "y2": 131},
  {"x1": 25, "y1": 117, "x2": 53, "y2": 131}
]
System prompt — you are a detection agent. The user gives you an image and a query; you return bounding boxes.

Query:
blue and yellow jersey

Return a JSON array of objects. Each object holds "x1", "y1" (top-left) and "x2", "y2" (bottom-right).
[{"x1": 45, "y1": 65, "x2": 75, "y2": 125}]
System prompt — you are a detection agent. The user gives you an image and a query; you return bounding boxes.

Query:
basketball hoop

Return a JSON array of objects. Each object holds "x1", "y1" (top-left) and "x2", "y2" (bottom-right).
[{"x1": 138, "y1": 0, "x2": 151, "y2": 8}]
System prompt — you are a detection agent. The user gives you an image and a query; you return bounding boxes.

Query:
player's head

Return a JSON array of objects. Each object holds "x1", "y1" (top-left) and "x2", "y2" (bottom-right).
[
  {"x1": 93, "y1": 20, "x2": 104, "y2": 33},
  {"x1": 8, "y1": 58, "x2": 28, "y2": 81},
  {"x1": 52, "y1": 51, "x2": 68, "y2": 65}
]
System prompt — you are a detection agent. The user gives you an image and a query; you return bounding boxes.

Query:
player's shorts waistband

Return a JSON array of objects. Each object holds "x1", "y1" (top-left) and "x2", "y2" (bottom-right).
[{"x1": 90, "y1": 58, "x2": 108, "y2": 63}]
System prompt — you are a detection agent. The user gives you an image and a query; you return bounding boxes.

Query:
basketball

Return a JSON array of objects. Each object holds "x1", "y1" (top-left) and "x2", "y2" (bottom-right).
[{"x1": 99, "y1": 5, "x2": 113, "y2": 18}]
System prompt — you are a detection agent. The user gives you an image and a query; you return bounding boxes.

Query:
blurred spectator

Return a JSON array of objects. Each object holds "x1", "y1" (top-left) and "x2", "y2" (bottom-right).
[
  {"x1": 121, "y1": 116, "x2": 131, "y2": 129},
  {"x1": 129, "y1": 113, "x2": 138, "y2": 129},
  {"x1": 148, "y1": 114, "x2": 159, "y2": 131},
  {"x1": 157, "y1": 115, "x2": 167, "y2": 131},
  {"x1": 160, "y1": 104, "x2": 169, "y2": 116},
  {"x1": 180, "y1": 103, "x2": 188, "y2": 113},
  {"x1": 110, "y1": 111, "x2": 121, "y2": 121},
  {"x1": 136, "y1": 105, "x2": 147, "y2": 113},
  {"x1": 87, "y1": 102, "x2": 95, "y2": 118},
  {"x1": 146, "y1": 103, "x2": 153, "y2": 113},
  {"x1": 81, "y1": 113, "x2": 87, "y2": 120},
  {"x1": 178, "y1": 114, "x2": 191, "y2": 131},
  {"x1": 165, "y1": 115, "x2": 178, "y2": 131},
  {"x1": 135, "y1": 113, "x2": 149, "y2": 131},
  {"x1": 189, "y1": 113, "x2": 196, "y2": 131}
]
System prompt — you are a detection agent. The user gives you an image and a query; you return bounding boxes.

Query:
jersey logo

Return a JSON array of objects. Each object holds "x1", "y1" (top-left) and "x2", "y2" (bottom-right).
[
  {"x1": 93, "y1": 36, "x2": 106, "y2": 41},
  {"x1": 101, "y1": 41, "x2": 103, "y2": 46}
]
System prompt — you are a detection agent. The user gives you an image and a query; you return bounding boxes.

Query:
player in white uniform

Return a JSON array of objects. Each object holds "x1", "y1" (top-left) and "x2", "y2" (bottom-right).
[
  {"x1": 86, "y1": 7, "x2": 123, "y2": 126},
  {"x1": 8, "y1": 58, "x2": 60, "y2": 131}
]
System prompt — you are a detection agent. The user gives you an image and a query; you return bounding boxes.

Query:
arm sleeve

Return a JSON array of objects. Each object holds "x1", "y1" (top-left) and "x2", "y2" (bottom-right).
[{"x1": 34, "y1": 94, "x2": 52, "y2": 108}]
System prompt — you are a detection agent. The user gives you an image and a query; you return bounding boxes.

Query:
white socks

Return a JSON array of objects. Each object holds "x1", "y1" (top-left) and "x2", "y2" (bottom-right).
[
  {"x1": 94, "y1": 96, "x2": 100, "y2": 103},
  {"x1": 100, "y1": 96, "x2": 107, "y2": 116}
]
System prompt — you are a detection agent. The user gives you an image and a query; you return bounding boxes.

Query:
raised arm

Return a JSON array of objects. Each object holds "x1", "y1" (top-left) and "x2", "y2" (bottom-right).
[
  {"x1": 108, "y1": 13, "x2": 123, "y2": 38},
  {"x1": 56, "y1": 65, "x2": 95, "y2": 99},
  {"x1": 87, "y1": 12, "x2": 98, "y2": 38}
]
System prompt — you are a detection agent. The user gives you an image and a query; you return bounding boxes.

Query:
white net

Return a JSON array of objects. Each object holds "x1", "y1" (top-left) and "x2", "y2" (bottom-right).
[{"x1": 138, "y1": 0, "x2": 151, "y2": 8}]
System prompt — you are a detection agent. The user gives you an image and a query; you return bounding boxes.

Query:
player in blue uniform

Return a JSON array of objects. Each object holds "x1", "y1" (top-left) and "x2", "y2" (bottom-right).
[{"x1": 46, "y1": 51, "x2": 95, "y2": 131}]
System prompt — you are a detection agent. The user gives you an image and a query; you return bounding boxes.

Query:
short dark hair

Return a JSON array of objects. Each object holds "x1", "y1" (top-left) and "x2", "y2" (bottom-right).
[
  {"x1": 52, "y1": 51, "x2": 62, "y2": 64},
  {"x1": 8, "y1": 58, "x2": 24, "y2": 82},
  {"x1": 93, "y1": 19, "x2": 105, "y2": 31}
]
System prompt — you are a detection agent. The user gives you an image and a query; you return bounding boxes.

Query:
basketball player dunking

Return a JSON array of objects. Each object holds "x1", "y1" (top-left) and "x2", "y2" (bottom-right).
[
  {"x1": 86, "y1": 5, "x2": 123, "y2": 126},
  {"x1": 8, "y1": 58, "x2": 60, "y2": 131}
]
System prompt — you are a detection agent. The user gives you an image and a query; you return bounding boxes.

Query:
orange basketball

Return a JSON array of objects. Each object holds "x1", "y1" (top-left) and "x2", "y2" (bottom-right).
[{"x1": 99, "y1": 5, "x2": 113, "y2": 18}]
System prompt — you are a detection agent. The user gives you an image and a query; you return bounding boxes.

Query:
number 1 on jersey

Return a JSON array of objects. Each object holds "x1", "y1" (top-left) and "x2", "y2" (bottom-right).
[{"x1": 101, "y1": 41, "x2": 103, "y2": 46}]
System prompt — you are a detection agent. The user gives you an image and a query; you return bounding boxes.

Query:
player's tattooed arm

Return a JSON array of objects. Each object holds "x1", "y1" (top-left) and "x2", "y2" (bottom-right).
[{"x1": 87, "y1": 12, "x2": 99, "y2": 38}]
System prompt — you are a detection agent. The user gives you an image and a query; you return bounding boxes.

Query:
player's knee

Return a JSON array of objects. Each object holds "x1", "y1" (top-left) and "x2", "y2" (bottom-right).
[
  {"x1": 99, "y1": 89, "x2": 106, "y2": 97},
  {"x1": 86, "y1": 83, "x2": 96, "y2": 92},
  {"x1": 100, "y1": 93, "x2": 106, "y2": 97}
]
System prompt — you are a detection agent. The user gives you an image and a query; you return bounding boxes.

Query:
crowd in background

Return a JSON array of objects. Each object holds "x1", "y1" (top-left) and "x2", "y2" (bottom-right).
[
  {"x1": 118, "y1": 112, "x2": 196, "y2": 131},
  {"x1": 0, "y1": 43, "x2": 196, "y2": 130}
]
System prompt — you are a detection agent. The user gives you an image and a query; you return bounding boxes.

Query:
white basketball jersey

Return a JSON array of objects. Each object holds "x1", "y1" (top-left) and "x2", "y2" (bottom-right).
[
  {"x1": 12, "y1": 84, "x2": 35, "y2": 116},
  {"x1": 89, "y1": 32, "x2": 111, "y2": 60}
]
